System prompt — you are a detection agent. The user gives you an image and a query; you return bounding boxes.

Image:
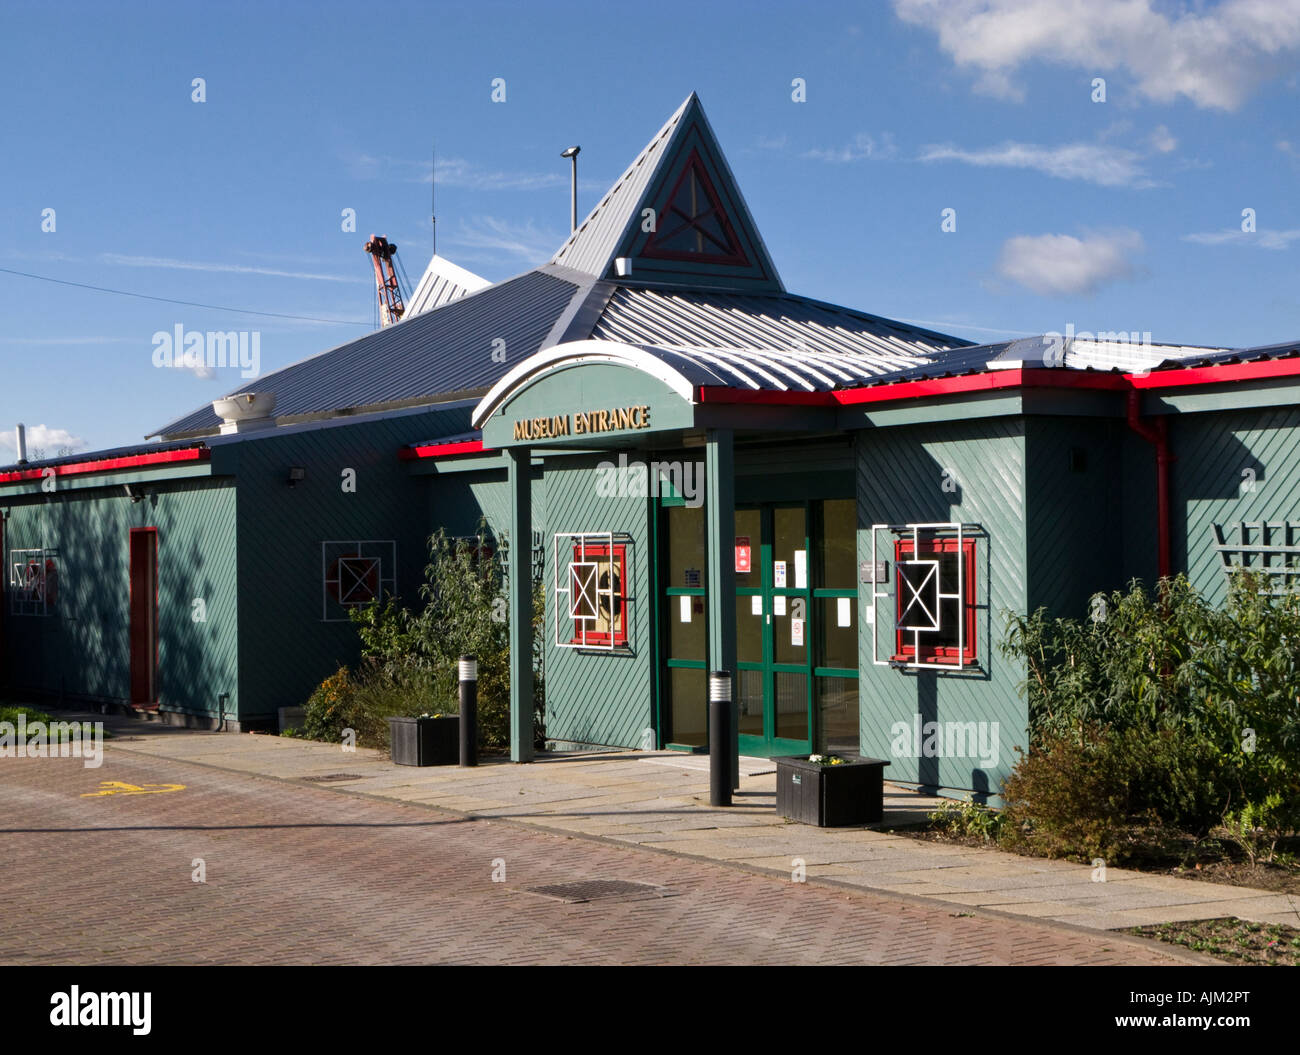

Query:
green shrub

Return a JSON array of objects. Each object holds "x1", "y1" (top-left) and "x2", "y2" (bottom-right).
[
  {"x1": 929, "y1": 798, "x2": 1004, "y2": 843},
  {"x1": 336, "y1": 521, "x2": 546, "y2": 751},
  {"x1": 1000, "y1": 722, "x2": 1222, "y2": 863},
  {"x1": 301, "y1": 667, "x2": 362, "y2": 743},
  {"x1": 1001, "y1": 573, "x2": 1300, "y2": 850},
  {"x1": 0, "y1": 704, "x2": 55, "y2": 726}
]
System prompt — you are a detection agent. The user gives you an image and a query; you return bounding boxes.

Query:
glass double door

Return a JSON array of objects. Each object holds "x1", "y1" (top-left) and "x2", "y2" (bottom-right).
[{"x1": 735, "y1": 504, "x2": 813, "y2": 756}]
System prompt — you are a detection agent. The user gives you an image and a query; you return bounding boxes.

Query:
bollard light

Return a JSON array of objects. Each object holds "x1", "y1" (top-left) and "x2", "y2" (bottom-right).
[
  {"x1": 459, "y1": 654, "x2": 478, "y2": 767},
  {"x1": 708, "y1": 670, "x2": 732, "y2": 807},
  {"x1": 709, "y1": 671, "x2": 731, "y2": 703}
]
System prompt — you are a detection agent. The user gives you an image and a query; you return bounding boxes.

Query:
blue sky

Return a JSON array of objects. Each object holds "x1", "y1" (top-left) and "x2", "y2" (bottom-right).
[{"x1": 2, "y1": 0, "x2": 1298, "y2": 456}]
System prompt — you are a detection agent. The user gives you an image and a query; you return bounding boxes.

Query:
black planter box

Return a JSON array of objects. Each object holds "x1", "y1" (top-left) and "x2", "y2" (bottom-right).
[
  {"x1": 774, "y1": 756, "x2": 889, "y2": 826},
  {"x1": 387, "y1": 715, "x2": 459, "y2": 766}
]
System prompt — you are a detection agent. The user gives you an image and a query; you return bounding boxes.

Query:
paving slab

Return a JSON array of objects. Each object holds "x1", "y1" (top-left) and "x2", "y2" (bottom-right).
[{"x1": 70, "y1": 711, "x2": 1294, "y2": 938}]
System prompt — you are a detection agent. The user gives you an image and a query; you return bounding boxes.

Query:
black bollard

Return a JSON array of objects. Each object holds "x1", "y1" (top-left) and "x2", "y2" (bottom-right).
[
  {"x1": 709, "y1": 670, "x2": 732, "y2": 807},
  {"x1": 459, "y1": 655, "x2": 478, "y2": 767}
]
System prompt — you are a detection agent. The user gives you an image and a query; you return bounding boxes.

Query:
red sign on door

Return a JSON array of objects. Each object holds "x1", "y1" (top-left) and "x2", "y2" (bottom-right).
[{"x1": 735, "y1": 536, "x2": 751, "y2": 573}]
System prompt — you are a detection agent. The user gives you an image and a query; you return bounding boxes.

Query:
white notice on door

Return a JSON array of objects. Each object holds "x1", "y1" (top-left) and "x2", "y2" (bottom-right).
[
  {"x1": 791, "y1": 618, "x2": 804, "y2": 646},
  {"x1": 774, "y1": 595, "x2": 787, "y2": 616},
  {"x1": 751, "y1": 594, "x2": 762, "y2": 615},
  {"x1": 774, "y1": 561, "x2": 787, "y2": 587},
  {"x1": 680, "y1": 595, "x2": 691, "y2": 623},
  {"x1": 794, "y1": 550, "x2": 807, "y2": 589},
  {"x1": 837, "y1": 596, "x2": 852, "y2": 627}
]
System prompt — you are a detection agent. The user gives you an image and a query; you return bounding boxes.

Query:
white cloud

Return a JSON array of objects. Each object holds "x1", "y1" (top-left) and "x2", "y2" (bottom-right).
[
  {"x1": 101, "y1": 253, "x2": 360, "y2": 284},
  {"x1": 350, "y1": 152, "x2": 573, "y2": 191},
  {"x1": 804, "y1": 132, "x2": 898, "y2": 162},
  {"x1": 0, "y1": 424, "x2": 87, "y2": 458},
  {"x1": 756, "y1": 133, "x2": 790, "y2": 150},
  {"x1": 919, "y1": 140, "x2": 1151, "y2": 187},
  {"x1": 894, "y1": 0, "x2": 1300, "y2": 110},
  {"x1": 445, "y1": 216, "x2": 567, "y2": 265},
  {"x1": 997, "y1": 229, "x2": 1144, "y2": 296},
  {"x1": 1149, "y1": 125, "x2": 1178, "y2": 153},
  {"x1": 1184, "y1": 227, "x2": 1300, "y2": 248}
]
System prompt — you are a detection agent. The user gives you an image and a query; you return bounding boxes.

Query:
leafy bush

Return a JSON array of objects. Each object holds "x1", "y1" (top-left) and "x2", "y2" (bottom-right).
[
  {"x1": 929, "y1": 798, "x2": 1004, "y2": 843},
  {"x1": 301, "y1": 667, "x2": 364, "y2": 743},
  {"x1": 1000, "y1": 725, "x2": 1212, "y2": 863},
  {"x1": 0, "y1": 704, "x2": 55, "y2": 726},
  {"x1": 316, "y1": 521, "x2": 545, "y2": 752},
  {"x1": 1000, "y1": 573, "x2": 1300, "y2": 859}
]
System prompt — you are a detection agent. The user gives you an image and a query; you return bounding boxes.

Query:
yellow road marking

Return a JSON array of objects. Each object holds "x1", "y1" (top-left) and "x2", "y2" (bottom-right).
[{"x1": 81, "y1": 781, "x2": 186, "y2": 797}]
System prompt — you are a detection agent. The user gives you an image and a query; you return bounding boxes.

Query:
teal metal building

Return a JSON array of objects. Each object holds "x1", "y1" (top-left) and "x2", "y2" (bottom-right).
[{"x1": 4, "y1": 94, "x2": 1299, "y2": 799}]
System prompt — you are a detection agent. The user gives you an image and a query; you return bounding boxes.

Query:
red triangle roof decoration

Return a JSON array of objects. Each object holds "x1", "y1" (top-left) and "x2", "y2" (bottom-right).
[{"x1": 641, "y1": 148, "x2": 751, "y2": 268}]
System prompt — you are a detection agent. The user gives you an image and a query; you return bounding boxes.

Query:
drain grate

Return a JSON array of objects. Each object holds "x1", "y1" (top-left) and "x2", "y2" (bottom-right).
[
  {"x1": 300, "y1": 773, "x2": 365, "y2": 783},
  {"x1": 524, "y1": 880, "x2": 676, "y2": 904}
]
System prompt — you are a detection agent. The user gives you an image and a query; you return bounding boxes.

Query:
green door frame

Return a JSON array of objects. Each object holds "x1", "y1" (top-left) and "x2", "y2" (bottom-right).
[{"x1": 736, "y1": 501, "x2": 814, "y2": 757}]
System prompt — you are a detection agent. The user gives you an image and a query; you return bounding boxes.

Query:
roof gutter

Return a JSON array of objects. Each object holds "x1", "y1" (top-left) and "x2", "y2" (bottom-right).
[{"x1": 0, "y1": 446, "x2": 210, "y2": 484}]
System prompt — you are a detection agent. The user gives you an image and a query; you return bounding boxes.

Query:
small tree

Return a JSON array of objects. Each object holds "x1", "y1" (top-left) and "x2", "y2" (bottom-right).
[{"x1": 346, "y1": 521, "x2": 544, "y2": 750}]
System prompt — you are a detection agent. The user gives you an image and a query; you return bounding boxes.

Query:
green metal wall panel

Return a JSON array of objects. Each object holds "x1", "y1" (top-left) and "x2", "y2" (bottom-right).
[
  {"x1": 233, "y1": 407, "x2": 471, "y2": 721},
  {"x1": 1, "y1": 479, "x2": 238, "y2": 715},
  {"x1": 856, "y1": 419, "x2": 1029, "y2": 798},
  {"x1": 1024, "y1": 416, "x2": 1127, "y2": 620},
  {"x1": 539, "y1": 452, "x2": 655, "y2": 749},
  {"x1": 1169, "y1": 406, "x2": 1300, "y2": 607}
]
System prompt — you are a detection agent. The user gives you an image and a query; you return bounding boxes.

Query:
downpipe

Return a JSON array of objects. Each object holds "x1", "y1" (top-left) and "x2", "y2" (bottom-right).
[{"x1": 1126, "y1": 389, "x2": 1173, "y2": 582}]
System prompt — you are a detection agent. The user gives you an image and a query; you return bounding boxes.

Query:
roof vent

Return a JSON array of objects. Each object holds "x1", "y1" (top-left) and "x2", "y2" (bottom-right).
[{"x1": 213, "y1": 392, "x2": 277, "y2": 435}]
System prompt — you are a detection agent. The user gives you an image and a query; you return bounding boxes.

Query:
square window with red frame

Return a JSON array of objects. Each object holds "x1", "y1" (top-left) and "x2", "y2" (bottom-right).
[
  {"x1": 567, "y1": 542, "x2": 627, "y2": 646},
  {"x1": 893, "y1": 535, "x2": 976, "y2": 665}
]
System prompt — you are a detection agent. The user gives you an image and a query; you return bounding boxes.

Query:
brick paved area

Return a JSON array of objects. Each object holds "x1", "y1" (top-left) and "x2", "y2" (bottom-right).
[{"x1": 0, "y1": 750, "x2": 1196, "y2": 965}]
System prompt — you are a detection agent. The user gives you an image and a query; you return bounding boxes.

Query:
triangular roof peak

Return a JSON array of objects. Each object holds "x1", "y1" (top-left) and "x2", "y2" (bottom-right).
[{"x1": 550, "y1": 93, "x2": 783, "y2": 293}]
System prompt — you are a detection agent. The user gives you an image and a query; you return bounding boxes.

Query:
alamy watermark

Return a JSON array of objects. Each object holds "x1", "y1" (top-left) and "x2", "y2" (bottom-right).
[
  {"x1": 0, "y1": 714, "x2": 104, "y2": 768},
  {"x1": 1042, "y1": 323, "x2": 1153, "y2": 368},
  {"x1": 890, "y1": 716, "x2": 1000, "y2": 769},
  {"x1": 50, "y1": 986, "x2": 150, "y2": 1035},
  {"x1": 595, "y1": 453, "x2": 704, "y2": 508},
  {"x1": 152, "y1": 324, "x2": 260, "y2": 379}
]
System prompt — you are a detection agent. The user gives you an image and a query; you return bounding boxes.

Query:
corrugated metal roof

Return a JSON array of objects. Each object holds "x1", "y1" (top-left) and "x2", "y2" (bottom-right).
[
  {"x1": 405, "y1": 253, "x2": 490, "y2": 315},
  {"x1": 839, "y1": 334, "x2": 1231, "y2": 387},
  {"x1": 590, "y1": 286, "x2": 971, "y2": 378},
  {"x1": 1155, "y1": 339, "x2": 1300, "y2": 369},
  {"x1": 549, "y1": 95, "x2": 690, "y2": 278},
  {"x1": 153, "y1": 269, "x2": 581, "y2": 438}
]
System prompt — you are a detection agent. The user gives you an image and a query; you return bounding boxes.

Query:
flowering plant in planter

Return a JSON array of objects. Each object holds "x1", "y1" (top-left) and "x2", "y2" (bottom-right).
[{"x1": 775, "y1": 754, "x2": 889, "y2": 826}]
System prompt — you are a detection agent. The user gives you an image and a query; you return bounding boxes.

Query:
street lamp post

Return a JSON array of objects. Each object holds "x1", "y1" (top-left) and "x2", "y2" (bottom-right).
[{"x1": 561, "y1": 145, "x2": 580, "y2": 233}]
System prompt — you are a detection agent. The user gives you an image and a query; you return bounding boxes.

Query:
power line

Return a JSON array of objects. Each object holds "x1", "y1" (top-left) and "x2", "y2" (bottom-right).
[{"x1": 0, "y1": 266, "x2": 371, "y2": 326}]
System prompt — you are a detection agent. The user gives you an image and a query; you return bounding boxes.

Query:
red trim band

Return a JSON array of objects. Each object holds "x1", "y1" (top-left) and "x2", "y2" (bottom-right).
[
  {"x1": 695, "y1": 357, "x2": 1300, "y2": 409},
  {"x1": 402, "y1": 439, "x2": 488, "y2": 460},
  {"x1": 0, "y1": 447, "x2": 209, "y2": 483}
]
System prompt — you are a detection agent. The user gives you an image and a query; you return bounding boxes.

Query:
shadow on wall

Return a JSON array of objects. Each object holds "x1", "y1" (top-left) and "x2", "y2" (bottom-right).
[{"x1": 17, "y1": 484, "x2": 234, "y2": 717}]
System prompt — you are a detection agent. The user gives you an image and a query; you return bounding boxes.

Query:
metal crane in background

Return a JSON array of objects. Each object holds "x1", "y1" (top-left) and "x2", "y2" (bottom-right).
[{"x1": 364, "y1": 234, "x2": 409, "y2": 327}]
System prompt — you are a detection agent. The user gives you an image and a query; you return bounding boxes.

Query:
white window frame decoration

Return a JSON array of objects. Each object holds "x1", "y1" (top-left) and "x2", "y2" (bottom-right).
[
  {"x1": 1213, "y1": 521, "x2": 1300, "y2": 595},
  {"x1": 321, "y1": 540, "x2": 396, "y2": 621},
  {"x1": 869, "y1": 522, "x2": 978, "y2": 671},
  {"x1": 9, "y1": 548, "x2": 57, "y2": 617},
  {"x1": 553, "y1": 531, "x2": 632, "y2": 651}
]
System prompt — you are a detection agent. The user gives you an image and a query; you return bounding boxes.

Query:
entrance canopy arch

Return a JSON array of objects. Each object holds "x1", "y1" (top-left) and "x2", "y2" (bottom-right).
[{"x1": 471, "y1": 337, "x2": 854, "y2": 450}]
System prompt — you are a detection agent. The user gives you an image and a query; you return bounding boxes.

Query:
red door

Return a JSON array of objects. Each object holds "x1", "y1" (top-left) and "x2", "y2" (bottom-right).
[{"x1": 129, "y1": 528, "x2": 158, "y2": 708}]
